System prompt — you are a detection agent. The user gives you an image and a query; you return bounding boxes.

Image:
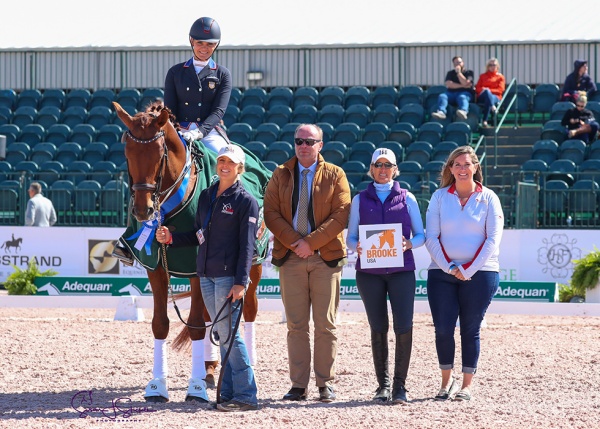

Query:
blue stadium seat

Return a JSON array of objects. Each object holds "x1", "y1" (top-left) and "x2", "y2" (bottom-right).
[
  {"x1": 569, "y1": 179, "x2": 599, "y2": 224},
  {"x1": 244, "y1": 141, "x2": 268, "y2": 160},
  {"x1": 37, "y1": 160, "x2": 65, "y2": 185},
  {"x1": 66, "y1": 160, "x2": 93, "y2": 185},
  {"x1": 265, "y1": 105, "x2": 292, "y2": 128},
  {"x1": 343, "y1": 104, "x2": 371, "y2": 128},
  {"x1": 444, "y1": 122, "x2": 471, "y2": 146},
  {"x1": 291, "y1": 105, "x2": 318, "y2": 124},
  {"x1": 531, "y1": 139, "x2": 559, "y2": 165},
  {"x1": 115, "y1": 88, "x2": 141, "y2": 111},
  {"x1": 378, "y1": 141, "x2": 404, "y2": 163},
  {"x1": 227, "y1": 123, "x2": 254, "y2": 144},
  {"x1": 40, "y1": 89, "x2": 66, "y2": 109},
  {"x1": 344, "y1": 86, "x2": 370, "y2": 108},
  {"x1": 267, "y1": 87, "x2": 294, "y2": 109},
  {"x1": 139, "y1": 88, "x2": 164, "y2": 110},
  {"x1": 432, "y1": 141, "x2": 459, "y2": 162},
  {"x1": 0, "y1": 106, "x2": 12, "y2": 125},
  {"x1": 278, "y1": 122, "x2": 301, "y2": 144},
  {"x1": 35, "y1": 106, "x2": 62, "y2": 129},
  {"x1": 579, "y1": 159, "x2": 600, "y2": 182},
  {"x1": 70, "y1": 124, "x2": 97, "y2": 146},
  {"x1": 107, "y1": 143, "x2": 126, "y2": 166},
  {"x1": 559, "y1": 139, "x2": 586, "y2": 164},
  {"x1": 349, "y1": 141, "x2": 377, "y2": 165},
  {"x1": 540, "y1": 121, "x2": 567, "y2": 145},
  {"x1": 422, "y1": 160, "x2": 445, "y2": 182},
  {"x1": 55, "y1": 142, "x2": 83, "y2": 167},
  {"x1": 75, "y1": 179, "x2": 102, "y2": 212},
  {"x1": 30, "y1": 142, "x2": 58, "y2": 165},
  {"x1": 5, "y1": 142, "x2": 31, "y2": 165},
  {"x1": 89, "y1": 89, "x2": 116, "y2": 109},
  {"x1": 293, "y1": 87, "x2": 319, "y2": 108},
  {"x1": 0, "y1": 161, "x2": 13, "y2": 182},
  {"x1": 92, "y1": 160, "x2": 118, "y2": 185},
  {"x1": 372, "y1": 103, "x2": 399, "y2": 127},
  {"x1": 82, "y1": 142, "x2": 109, "y2": 164},
  {"x1": 17, "y1": 89, "x2": 43, "y2": 109},
  {"x1": 96, "y1": 124, "x2": 123, "y2": 145},
  {"x1": 318, "y1": 86, "x2": 345, "y2": 108},
  {"x1": 341, "y1": 160, "x2": 368, "y2": 186},
  {"x1": 520, "y1": 159, "x2": 548, "y2": 183},
  {"x1": 387, "y1": 122, "x2": 415, "y2": 146},
  {"x1": 362, "y1": 122, "x2": 389, "y2": 145},
  {"x1": 547, "y1": 159, "x2": 577, "y2": 186},
  {"x1": 398, "y1": 103, "x2": 425, "y2": 128},
  {"x1": 239, "y1": 105, "x2": 266, "y2": 129},
  {"x1": 370, "y1": 86, "x2": 398, "y2": 109},
  {"x1": 397, "y1": 85, "x2": 424, "y2": 108},
  {"x1": 332, "y1": 122, "x2": 362, "y2": 145},
  {"x1": 0, "y1": 89, "x2": 17, "y2": 110},
  {"x1": 254, "y1": 123, "x2": 281, "y2": 145},
  {"x1": 65, "y1": 89, "x2": 91, "y2": 109},
  {"x1": 240, "y1": 87, "x2": 268, "y2": 109},
  {"x1": 86, "y1": 106, "x2": 114, "y2": 129},
  {"x1": 321, "y1": 141, "x2": 348, "y2": 165},
  {"x1": 532, "y1": 84, "x2": 560, "y2": 120},
  {"x1": 61, "y1": 106, "x2": 88, "y2": 129},
  {"x1": 0, "y1": 124, "x2": 21, "y2": 144},
  {"x1": 49, "y1": 179, "x2": 75, "y2": 212},
  {"x1": 424, "y1": 85, "x2": 446, "y2": 111},
  {"x1": 550, "y1": 101, "x2": 576, "y2": 121},
  {"x1": 405, "y1": 141, "x2": 433, "y2": 166},
  {"x1": 223, "y1": 105, "x2": 240, "y2": 128},
  {"x1": 18, "y1": 123, "x2": 46, "y2": 146},
  {"x1": 46, "y1": 124, "x2": 72, "y2": 145},
  {"x1": 318, "y1": 105, "x2": 345, "y2": 128},
  {"x1": 416, "y1": 122, "x2": 444, "y2": 146},
  {"x1": 228, "y1": 87, "x2": 243, "y2": 107},
  {"x1": 397, "y1": 160, "x2": 423, "y2": 188},
  {"x1": 12, "y1": 106, "x2": 37, "y2": 128},
  {"x1": 317, "y1": 122, "x2": 335, "y2": 143},
  {"x1": 264, "y1": 141, "x2": 294, "y2": 164}
]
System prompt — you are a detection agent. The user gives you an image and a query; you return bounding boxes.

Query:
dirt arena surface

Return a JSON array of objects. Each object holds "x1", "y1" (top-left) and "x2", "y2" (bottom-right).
[{"x1": 0, "y1": 307, "x2": 599, "y2": 429}]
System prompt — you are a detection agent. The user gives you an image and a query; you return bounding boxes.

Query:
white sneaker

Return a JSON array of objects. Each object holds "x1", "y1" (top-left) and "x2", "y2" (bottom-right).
[
  {"x1": 144, "y1": 377, "x2": 169, "y2": 402},
  {"x1": 431, "y1": 111, "x2": 446, "y2": 120},
  {"x1": 456, "y1": 109, "x2": 468, "y2": 120},
  {"x1": 185, "y1": 377, "x2": 209, "y2": 402}
]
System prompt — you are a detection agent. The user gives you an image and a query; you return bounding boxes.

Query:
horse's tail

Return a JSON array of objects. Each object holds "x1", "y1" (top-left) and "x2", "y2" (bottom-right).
[{"x1": 171, "y1": 291, "x2": 193, "y2": 352}]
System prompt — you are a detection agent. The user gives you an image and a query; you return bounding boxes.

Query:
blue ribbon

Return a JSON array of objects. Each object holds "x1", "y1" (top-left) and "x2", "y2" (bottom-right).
[{"x1": 127, "y1": 136, "x2": 193, "y2": 255}]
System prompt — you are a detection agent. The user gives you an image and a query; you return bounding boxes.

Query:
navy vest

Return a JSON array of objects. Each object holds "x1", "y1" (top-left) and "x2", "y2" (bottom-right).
[{"x1": 356, "y1": 181, "x2": 416, "y2": 274}]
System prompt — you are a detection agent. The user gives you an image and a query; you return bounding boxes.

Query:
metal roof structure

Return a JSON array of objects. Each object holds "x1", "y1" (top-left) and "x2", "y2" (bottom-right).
[{"x1": 2, "y1": 0, "x2": 600, "y2": 49}]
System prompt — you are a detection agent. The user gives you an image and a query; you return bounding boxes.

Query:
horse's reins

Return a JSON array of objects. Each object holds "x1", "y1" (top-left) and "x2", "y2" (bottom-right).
[{"x1": 125, "y1": 126, "x2": 243, "y2": 404}]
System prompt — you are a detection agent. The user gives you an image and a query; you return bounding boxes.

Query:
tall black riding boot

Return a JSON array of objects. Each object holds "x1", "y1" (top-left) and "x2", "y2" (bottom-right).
[
  {"x1": 371, "y1": 330, "x2": 390, "y2": 401},
  {"x1": 392, "y1": 328, "x2": 413, "y2": 404}
]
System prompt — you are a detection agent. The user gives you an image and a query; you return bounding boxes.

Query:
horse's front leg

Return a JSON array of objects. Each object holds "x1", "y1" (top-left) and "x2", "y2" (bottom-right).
[
  {"x1": 148, "y1": 266, "x2": 169, "y2": 340},
  {"x1": 144, "y1": 266, "x2": 170, "y2": 403},
  {"x1": 185, "y1": 276, "x2": 209, "y2": 402}
]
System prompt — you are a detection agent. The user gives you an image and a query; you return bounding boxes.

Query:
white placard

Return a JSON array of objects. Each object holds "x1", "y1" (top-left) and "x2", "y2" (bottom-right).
[{"x1": 358, "y1": 223, "x2": 404, "y2": 269}]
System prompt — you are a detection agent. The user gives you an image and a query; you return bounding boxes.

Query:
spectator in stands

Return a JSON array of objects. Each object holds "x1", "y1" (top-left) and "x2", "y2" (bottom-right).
[
  {"x1": 156, "y1": 144, "x2": 259, "y2": 412},
  {"x1": 431, "y1": 56, "x2": 475, "y2": 121},
  {"x1": 346, "y1": 148, "x2": 425, "y2": 404},
  {"x1": 561, "y1": 60, "x2": 597, "y2": 102},
  {"x1": 25, "y1": 182, "x2": 57, "y2": 227},
  {"x1": 475, "y1": 58, "x2": 506, "y2": 127},
  {"x1": 164, "y1": 16, "x2": 231, "y2": 153},
  {"x1": 425, "y1": 145, "x2": 504, "y2": 402},
  {"x1": 561, "y1": 92, "x2": 600, "y2": 143},
  {"x1": 264, "y1": 123, "x2": 351, "y2": 403}
]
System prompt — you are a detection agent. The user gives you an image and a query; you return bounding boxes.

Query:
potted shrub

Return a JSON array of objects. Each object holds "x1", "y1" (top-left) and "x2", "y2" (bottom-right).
[
  {"x1": 571, "y1": 247, "x2": 600, "y2": 303},
  {"x1": 4, "y1": 260, "x2": 57, "y2": 295}
]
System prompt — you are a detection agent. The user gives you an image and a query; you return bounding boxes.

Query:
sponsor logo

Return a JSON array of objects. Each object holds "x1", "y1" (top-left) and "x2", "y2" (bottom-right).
[
  {"x1": 88, "y1": 240, "x2": 119, "y2": 274},
  {"x1": 0, "y1": 233, "x2": 62, "y2": 269},
  {"x1": 221, "y1": 203, "x2": 234, "y2": 215},
  {"x1": 0, "y1": 233, "x2": 22, "y2": 253},
  {"x1": 537, "y1": 233, "x2": 582, "y2": 279}
]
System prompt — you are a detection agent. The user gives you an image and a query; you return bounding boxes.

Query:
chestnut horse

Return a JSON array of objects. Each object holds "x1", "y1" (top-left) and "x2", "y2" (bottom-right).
[{"x1": 113, "y1": 102, "x2": 269, "y2": 403}]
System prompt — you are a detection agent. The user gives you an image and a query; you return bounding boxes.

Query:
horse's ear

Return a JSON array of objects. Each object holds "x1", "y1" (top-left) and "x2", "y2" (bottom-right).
[
  {"x1": 113, "y1": 102, "x2": 134, "y2": 129},
  {"x1": 157, "y1": 109, "x2": 170, "y2": 127}
]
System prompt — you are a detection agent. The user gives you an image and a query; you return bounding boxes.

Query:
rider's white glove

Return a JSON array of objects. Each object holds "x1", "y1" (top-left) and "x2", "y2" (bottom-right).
[{"x1": 181, "y1": 129, "x2": 203, "y2": 142}]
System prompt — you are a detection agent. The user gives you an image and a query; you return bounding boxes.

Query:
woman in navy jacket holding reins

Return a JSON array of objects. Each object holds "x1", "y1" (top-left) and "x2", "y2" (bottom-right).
[{"x1": 156, "y1": 144, "x2": 259, "y2": 412}]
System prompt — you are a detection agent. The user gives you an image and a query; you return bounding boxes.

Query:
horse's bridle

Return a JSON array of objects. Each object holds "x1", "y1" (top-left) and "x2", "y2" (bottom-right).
[{"x1": 125, "y1": 129, "x2": 168, "y2": 195}]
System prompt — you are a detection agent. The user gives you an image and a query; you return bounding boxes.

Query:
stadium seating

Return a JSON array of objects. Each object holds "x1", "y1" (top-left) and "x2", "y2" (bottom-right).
[
  {"x1": 397, "y1": 85, "x2": 424, "y2": 108},
  {"x1": 344, "y1": 86, "x2": 370, "y2": 108},
  {"x1": 332, "y1": 122, "x2": 362, "y2": 145},
  {"x1": 239, "y1": 105, "x2": 266, "y2": 129},
  {"x1": 139, "y1": 88, "x2": 164, "y2": 110},
  {"x1": 18, "y1": 123, "x2": 46, "y2": 146},
  {"x1": 349, "y1": 141, "x2": 377, "y2": 165},
  {"x1": 291, "y1": 105, "x2": 318, "y2": 124},
  {"x1": 293, "y1": 87, "x2": 319, "y2": 108},
  {"x1": 65, "y1": 89, "x2": 91, "y2": 109},
  {"x1": 0, "y1": 89, "x2": 17, "y2": 109},
  {"x1": 265, "y1": 105, "x2": 292, "y2": 128},
  {"x1": 12, "y1": 106, "x2": 37, "y2": 128},
  {"x1": 398, "y1": 103, "x2": 425, "y2": 128},
  {"x1": 416, "y1": 122, "x2": 444, "y2": 146},
  {"x1": 267, "y1": 87, "x2": 293, "y2": 109},
  {"x1": 318, "y1": 86, "x2": 345, "y2": 108},
  {"x1": 362, "y1": 122, "x2": 389, "y2": 145},
  {"x1": 531, "y1": 139, "x2": 559, "y2": 164},
  {"x1": 343, "y1": 104, "x2": 371, "y2": 128},
  {"x1": 444, "y1": 122, "x2": 471, "y2": 146},
  {"x1": 404, "y1": 141, "x2": 433, "y2": 165},
  {"x1": 254, "y1": 122, "x2": 281, "y2": 145},
  {"x1": 431, "y1": 141, "x2": 458, "y2": 161},
  {"x1": 558, "y1": 139, "x2": 586, "y2": 164},
  {"x1": 89, "y1": 89, "x2": 116, "y2": 109},
  {"x1": 370, "y1": 86, "x2": 398, "y2": 109},
  {"x1": 17, "y1": 89, "x2": 43, "y2": 109},
  {"x1": 115, "y1": 88, "x2": 141, "y2": 111},
  {"x1": 532, "y1": 84, "x2": 560, "y2": 121},
  {"x1": 372, "y1": 104, "x2": 399, "y2": 127},
  {"x1": 318, "y1": 105, "x2": 345, "y2": 128},
  {"x1": 240, "y1": 87, "x2": 268, "y2": 109},
  {"x1": 540, "y1": 120, "x2": 567, "y2": 144},
  {"x1": 35, "y1": 106, "x2": 62, "y2": 129}
]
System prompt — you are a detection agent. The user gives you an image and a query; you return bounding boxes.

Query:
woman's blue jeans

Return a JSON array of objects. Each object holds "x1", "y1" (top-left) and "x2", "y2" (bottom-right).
[
  {"x1": 478, "y1": 89, "x2": 500, "y2": 122},
  {"x1": 200, "y1": 276, "x2": 258, "y2": 406},
  {"x1": 426, "y1": 269, "x2": 498, "y2": 374}
]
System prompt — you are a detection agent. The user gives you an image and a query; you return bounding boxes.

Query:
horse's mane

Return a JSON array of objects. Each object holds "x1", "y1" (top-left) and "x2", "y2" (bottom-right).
[{"x1": 144, "y1": 101, "x2": 182, "y2": 131}]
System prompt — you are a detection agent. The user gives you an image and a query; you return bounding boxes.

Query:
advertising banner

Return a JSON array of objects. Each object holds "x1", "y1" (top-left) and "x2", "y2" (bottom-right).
[
  {"x1": 0, "y1": 227, "x2": 593, "y2": 289},
  {"x1": 358, "y1": 223, "x2": 404, "y2": 269}
]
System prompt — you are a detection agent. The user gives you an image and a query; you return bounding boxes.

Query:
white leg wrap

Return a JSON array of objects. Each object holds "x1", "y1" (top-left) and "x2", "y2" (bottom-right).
[
  {"x1": 191, "y1": 340, "x2": 206, "y2": 379},
  {"x1": 204, "y1": 335, "x2": 220, "y2": 362},
  {"x1": 244, "y1": 321, "x2": 257, "y2": 366},
  {"x1": 153, "y1": 339, "x2": 168, "y2": 379}
]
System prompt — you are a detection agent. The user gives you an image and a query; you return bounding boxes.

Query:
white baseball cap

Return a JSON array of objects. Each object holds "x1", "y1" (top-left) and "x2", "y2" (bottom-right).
[
  {"x1": 217, "y1": 144, "x2": 246, "y2": 165},
  {"x1": 371, "y1": 148, "x2": 397, "y2": 165}
]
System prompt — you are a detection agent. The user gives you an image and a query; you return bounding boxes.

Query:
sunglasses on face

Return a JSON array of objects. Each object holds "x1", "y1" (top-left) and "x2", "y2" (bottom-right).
[
  {"x1": 373, "y1": 162, "x2": 396, "y2": 169},
  {"x1": 576, "y1": 104, "x2": 585, "y2": 108},
  {"x1": 294, "y1": 138, "x2": 321, "y2": 146}
]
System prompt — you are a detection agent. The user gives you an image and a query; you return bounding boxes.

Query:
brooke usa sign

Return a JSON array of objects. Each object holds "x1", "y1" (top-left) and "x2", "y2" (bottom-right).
[{"x1": 35, "y1": 277, "x2": 557, "y2": 302}]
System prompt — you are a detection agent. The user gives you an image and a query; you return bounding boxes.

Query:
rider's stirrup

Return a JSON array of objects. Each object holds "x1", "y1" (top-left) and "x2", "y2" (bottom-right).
[{"x1": 112, "y1": 240, "x2": 134, "y2": 266}]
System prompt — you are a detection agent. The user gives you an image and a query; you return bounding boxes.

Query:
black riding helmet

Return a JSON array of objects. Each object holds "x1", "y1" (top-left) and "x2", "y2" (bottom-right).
[{"x1": 189, "y1": 17, "x2": 221, "y2": 47}]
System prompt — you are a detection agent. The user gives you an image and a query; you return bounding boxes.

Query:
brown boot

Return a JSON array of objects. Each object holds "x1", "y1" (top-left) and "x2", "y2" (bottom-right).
[{"x1": 204, "y1": 360, "x2": 219, "y2": 389}]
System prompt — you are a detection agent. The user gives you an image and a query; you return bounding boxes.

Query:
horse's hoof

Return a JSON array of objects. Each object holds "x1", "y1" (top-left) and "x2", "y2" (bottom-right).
[
  {"x1": 204, "y1": 374, "x2": 216, "y2": 389},
  {"x1": 185, "y1": 395, "x2": 209, "y2": 403},
  {"x1": 145, "y1": 395, "x2": 168, "y2": 403}
]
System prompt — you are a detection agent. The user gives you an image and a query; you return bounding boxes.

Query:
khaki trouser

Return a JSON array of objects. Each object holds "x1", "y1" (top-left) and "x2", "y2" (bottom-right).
[{"x1": 279, "y1": 252, "x2": 341, "y2": 388}]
